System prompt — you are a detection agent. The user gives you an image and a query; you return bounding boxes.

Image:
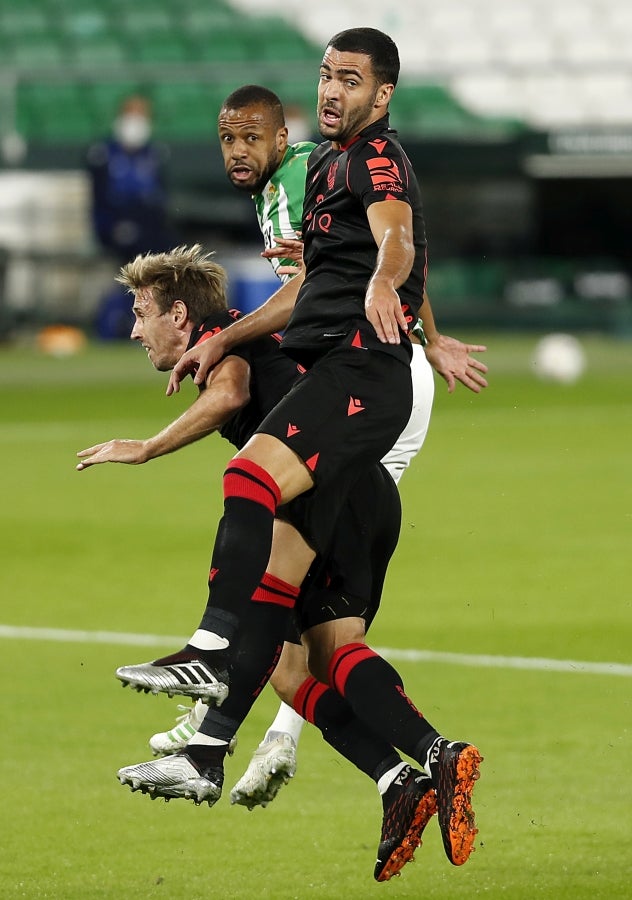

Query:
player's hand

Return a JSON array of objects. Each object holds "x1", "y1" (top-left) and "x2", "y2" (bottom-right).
[
  {"x1": 365, "y1": 282, "x2": 408, "y2": 344},
  {"x1": 261, "y1": 236, "x2": 304, "y2": 265},
  {"x1": 167, "y1": 332, "x2": 227, "y2": 394},
  {"x1": 76, "y1": 439, "x2": 148, "y2": 470},
  {"x1": 423, "y1": 334, "x2": 488, "y2": 393}
]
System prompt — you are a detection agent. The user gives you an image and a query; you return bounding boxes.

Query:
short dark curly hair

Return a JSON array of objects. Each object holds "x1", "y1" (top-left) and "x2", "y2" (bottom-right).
[{"x1": 327, "y1": 27, "x2": 400, "y2": 86}]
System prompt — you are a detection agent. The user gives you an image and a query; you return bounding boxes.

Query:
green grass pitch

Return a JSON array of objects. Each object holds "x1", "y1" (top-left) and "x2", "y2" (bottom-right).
[{"x1": 1, "y1": 333, "x2": 630, "y2": 898}]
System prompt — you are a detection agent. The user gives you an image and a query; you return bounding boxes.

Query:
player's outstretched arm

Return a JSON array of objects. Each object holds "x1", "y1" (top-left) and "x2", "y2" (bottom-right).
[
  {"x1": 77, "y1": 357, "x2": 251, "y2": 470},
  {"x1": 167, "y1": 270, "x2": 304, "y2": 394}
]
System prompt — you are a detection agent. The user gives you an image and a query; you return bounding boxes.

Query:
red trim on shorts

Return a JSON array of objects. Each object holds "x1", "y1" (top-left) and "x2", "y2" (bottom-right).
[
  {"x1": 293, "y1": 676, "x2": 328, "y2": 723},
  {"x1": 328, "y1": 642, "x2": 378, "y2": 694}
]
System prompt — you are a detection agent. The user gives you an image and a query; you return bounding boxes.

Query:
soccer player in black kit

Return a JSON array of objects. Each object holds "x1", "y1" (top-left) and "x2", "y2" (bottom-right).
[
  {"x1": 79, "y1": 244, "x2": 436, "y2": 880},
  {"x1": 122, "y1": 28, "x2": 483, "y2": 872}
]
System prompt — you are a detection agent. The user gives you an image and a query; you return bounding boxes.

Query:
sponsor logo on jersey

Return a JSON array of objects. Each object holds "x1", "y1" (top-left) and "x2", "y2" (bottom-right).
[
  {"x1": 365, "y1": 155, "x2": 404, "y2": 194},
  {"x1": 287, "y1": 423, "x2": 301, "y2": 437},
  {"x1": 347, "y1": 397, "x2": 365, "y2": 416}
]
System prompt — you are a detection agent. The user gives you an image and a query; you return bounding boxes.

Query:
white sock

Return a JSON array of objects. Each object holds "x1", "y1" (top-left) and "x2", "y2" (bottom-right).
[
  {"x1": 189, "y1": 629, "x2": 229, "y2": 651},
  {"x1": 377, "y1": 761, "x2": 408, "y2": 796},
  {"x1": 263, "y1": 702, "x2": 305, "y2": 745}
]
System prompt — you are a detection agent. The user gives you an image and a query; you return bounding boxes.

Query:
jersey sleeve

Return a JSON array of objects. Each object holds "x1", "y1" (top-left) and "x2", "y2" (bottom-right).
[
  {"x1": 348, "y1": 137, "x2": 413, "y2": 211},
  {"x1": 188, "y1": 309, "x2": 254, "y2": 368}
]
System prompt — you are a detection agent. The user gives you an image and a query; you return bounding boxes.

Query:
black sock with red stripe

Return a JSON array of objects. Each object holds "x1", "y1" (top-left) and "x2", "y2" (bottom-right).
[
  {"x1": 197, "y1": 572, "x2": 300, "y2": 741},
  {"x1": 328, "y1": 643, "x2": 442, "y2": 766},
  {"x1": 196, "y1": 458, "x2": 281, "y2": 643},
  {"x1": 293, "y1": 676, "x2": 402, "y2": 782}
]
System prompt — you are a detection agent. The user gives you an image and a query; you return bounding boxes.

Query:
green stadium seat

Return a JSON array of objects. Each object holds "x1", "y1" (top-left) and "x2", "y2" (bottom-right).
[
  {"x1": 151, "y1": 82, "x2": 217, "y2": 139},
  {"x1": 17, "y1": 83, "x2": 96, "y2": 141},
  {"x1": 0, "y1": 8, "x2": 51, "y2": 37},
  {"x1": 188, "y1": 28, "x2": 251, "y2": 63},
  {"x1": 133, "y1": 33, "x2": 191, "y2": 64},
  {"x1": 118, "y1": 8, "x2": 174, "y2": 36},
  {"x1": 179, "y1": 2, "x2": 240, "y2": 34},
  {"x1": 59, "y1": 7, "x2": 112, "y2": 39},
  {"x1": 84, "y1": 81, "x2": 146, "y2": 125},
  {"x1": 9, "y1": 34, "x2": 66, "y2": 68},
  {"x1": 389, "y1": 83, "x2": 483, "y2": 137},
  {"x1": 67, "y1": 32, "x2": 128, "y2": 66},
  {"x1": 244, "y1": 17, "x2": 320, "y2": 64}
]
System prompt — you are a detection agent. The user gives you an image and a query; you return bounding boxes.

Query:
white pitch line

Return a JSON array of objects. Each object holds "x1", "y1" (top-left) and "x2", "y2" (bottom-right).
[{"x1": 0, "y1": 624, "x2": 630, "y2": 677}]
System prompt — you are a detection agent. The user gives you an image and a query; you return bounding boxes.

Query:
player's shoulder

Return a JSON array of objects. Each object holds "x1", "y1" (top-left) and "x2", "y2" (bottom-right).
[
  {"x1": 284, "y1": 141, "x2": 318, "y2": 168},
  {"x1": 290, "y1": 140, "x2": 318, "y2": 155},
  {"x1": 190, "y1": 308, "x2": 239, "y2": 347}
]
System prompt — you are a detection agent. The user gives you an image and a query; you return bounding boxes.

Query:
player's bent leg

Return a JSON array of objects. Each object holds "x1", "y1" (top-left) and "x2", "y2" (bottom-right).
[
  {"x1": 230, "y1": 640, "x2": 307, "y2": 809},
  {"x1": 235, "y1": 432, "x2": 315, "y2": 505},
  {"x1": 302, "y1": 616, "x2": 367, "y2": 685}
]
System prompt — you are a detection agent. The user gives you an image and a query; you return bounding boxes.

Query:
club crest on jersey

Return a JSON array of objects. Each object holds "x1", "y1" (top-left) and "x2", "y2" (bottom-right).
[{"x1": 327, "y1": 160, "x2": 339, "y2": 192}]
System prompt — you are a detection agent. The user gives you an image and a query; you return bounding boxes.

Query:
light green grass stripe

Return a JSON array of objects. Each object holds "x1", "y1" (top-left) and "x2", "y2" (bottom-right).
[{"x1": 1, "y1": 624, "x2": 630, "y2": 677}]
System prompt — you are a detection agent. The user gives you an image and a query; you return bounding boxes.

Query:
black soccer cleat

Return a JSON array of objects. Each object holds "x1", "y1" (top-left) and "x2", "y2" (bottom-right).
[
  {"x1": 374, "y1": 765, "x2": 437, "y2": 882},
  {"x1": 426, "y1": 739, "x2": 483, "y2": 866}
]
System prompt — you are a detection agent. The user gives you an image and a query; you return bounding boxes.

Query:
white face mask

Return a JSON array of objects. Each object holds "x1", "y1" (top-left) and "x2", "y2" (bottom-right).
[{"x1": 114, "y1": 113, "x2": 152, "y2": 150}]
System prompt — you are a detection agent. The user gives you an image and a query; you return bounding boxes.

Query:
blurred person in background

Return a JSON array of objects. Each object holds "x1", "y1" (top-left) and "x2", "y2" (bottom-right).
[{"x1": 86, "y1": 94, "x2": 178, "y2": 338}]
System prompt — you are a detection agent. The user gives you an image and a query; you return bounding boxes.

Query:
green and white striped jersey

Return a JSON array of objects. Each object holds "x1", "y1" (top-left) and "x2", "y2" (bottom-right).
[{"x1": 253, "y1": 141, "x2": 316, "y2": 284}]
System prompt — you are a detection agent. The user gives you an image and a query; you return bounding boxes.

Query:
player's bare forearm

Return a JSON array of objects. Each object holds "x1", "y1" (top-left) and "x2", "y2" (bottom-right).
[
  {"x1": 366, "y1": 202, "x2": 415, "y2": 344},
  {"x1": 76, "y1": 438, "x2": 149, "y2": 470},
  {"x1": 79, "y1": 359, "x2": 250, "y2": 469},
  {"x1": 77, "y1": 396, "x2": 236, "y2": 470}
]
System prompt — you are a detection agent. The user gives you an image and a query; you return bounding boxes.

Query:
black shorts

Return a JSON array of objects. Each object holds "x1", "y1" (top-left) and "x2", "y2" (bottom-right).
[
  {"x1": 261, "y1": 334, "x2": 412, "y2": 555},
  {"x1": 283, "y1": 463, "x2": 401, "y2": 641}
]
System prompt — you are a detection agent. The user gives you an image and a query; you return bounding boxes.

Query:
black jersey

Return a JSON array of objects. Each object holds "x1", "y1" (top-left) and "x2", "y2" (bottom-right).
[
  {"x1": 187, "y1": 309, "x2": 301, "y2": 450},
  {"x1": 280, "y1": 115, "x2": 427, "y2": 364}
]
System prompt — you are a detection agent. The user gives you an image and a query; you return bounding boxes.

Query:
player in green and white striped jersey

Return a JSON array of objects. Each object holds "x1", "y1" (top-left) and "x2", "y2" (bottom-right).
[
  {"x1": 218, "y1": 85, "x2": 315, "y2": 284},
  {"x1": 252, "y1": 142, "x2": 314, "y2": 284}
]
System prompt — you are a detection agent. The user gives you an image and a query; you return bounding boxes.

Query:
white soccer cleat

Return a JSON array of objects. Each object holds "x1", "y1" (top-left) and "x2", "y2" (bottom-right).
[
  {"x1": 116, "y1": 656, "x2": 229, "y2": 706},
  {"x1": 149, "y1": 701, "x2": 208, "y2": 756},
  {"x1": 117, "y1": 752, "x2": 223, "y2": 806},
  {"x1": 230, "y1": 733, "x2": 297, "y2": 810},
  {"x1": 149, "y1": 701, "x2": 238, "y2": 757}
]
